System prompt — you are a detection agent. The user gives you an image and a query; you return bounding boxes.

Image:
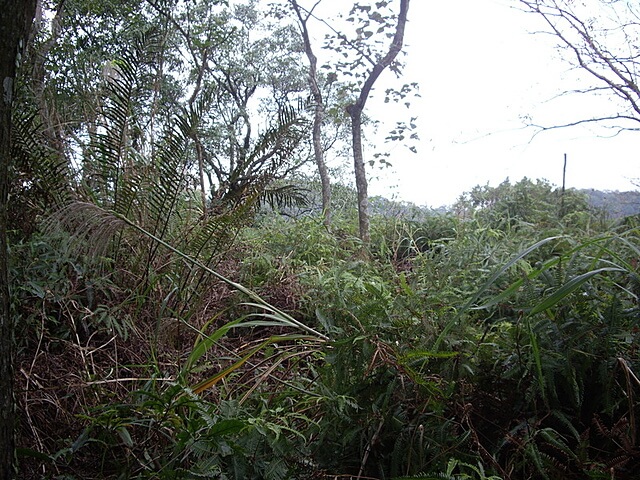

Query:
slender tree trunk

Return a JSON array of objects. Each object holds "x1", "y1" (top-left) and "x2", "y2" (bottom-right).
[
  {"x1": 290, "y1": 0, "x2": 332, "y2": 226},
  {"x1": 312, "y1": 97, "x2": 331, "y2": 225},
  {"x1": 0, "y1": 1, "x2": 37, "y2": 478},
  {"x1": 188, "y1": 51, "x2": 209, "y2": 219},
  {"x1": 347, "y1": 106, "x2": 370, "y2": 243},
  {"x1": 346, "y1": 0, "x2": 410, "y2": 244}
]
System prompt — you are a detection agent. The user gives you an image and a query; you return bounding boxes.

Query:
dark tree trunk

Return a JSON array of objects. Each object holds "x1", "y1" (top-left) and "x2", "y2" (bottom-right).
[
  {"x1": 560, "y1": 153, "x2": 567, "y2": 218},
  {"x1": 346, "y1": 0, "x2": 410, "y2": 244},
  {"x1": 0, "y1": 1, "x2": 37, "y2": 478}
]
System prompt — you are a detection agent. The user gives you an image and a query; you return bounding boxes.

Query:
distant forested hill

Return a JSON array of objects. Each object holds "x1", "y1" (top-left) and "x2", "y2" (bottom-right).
[
  {"x1": 582, "y1": 189, "x2": 640, "y2": 218},
  {"x1": 274, "y1": 179, "x2": 640, "y2": 221}
]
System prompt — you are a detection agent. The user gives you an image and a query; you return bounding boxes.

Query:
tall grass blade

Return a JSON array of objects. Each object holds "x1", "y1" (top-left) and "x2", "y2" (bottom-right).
[
  {"x1": 529, "y1": 267, "x2": 623, "y2": 316},
  {"x1": 191, "y1": 334, "x2": 316, "y2": 395},
  {"x1": 433, "y1": 236, "x2": 562, "y2": 351}
]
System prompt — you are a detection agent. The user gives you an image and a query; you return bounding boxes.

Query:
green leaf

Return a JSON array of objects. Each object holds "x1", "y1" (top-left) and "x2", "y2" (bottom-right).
[
  {"x1": 117, "y1": 426, "x2": 133, "y2": 448},
  {"x1": 209, "y1": 419, "x2": 245, "y2": 436},
  {"x1": 16, "y1": 448, "x2": 53, "y2": 462},
  {"x1": 529, "y1": 267, "x2": 623, "y2": 316},
  {"x1": 402, "y1": 350, "x2": 460, "y2": 361}
]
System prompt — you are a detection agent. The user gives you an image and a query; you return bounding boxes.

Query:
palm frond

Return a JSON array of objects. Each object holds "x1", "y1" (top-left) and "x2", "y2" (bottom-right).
[
  {"x1": 11, "y1": 110, "x2": 71, "y2": 208},
  {"x1": 145, "y1": 119, "x2": 190, "y2": 240},
  {"x1": 46, "y1": 201, "x2": 129, "y2": 260},
  {"x1": 260, "y1": 184, "x2": 309, "y2": 211},
  {"x1": 231, "y1": 106, "x2": 307, "y2": 190},
  {"x1": 85, "y1": 28, "x2": 161, "y2": 214},
  {"x1": 49, "y1": 201, "x2": 327, "y2": 341}
]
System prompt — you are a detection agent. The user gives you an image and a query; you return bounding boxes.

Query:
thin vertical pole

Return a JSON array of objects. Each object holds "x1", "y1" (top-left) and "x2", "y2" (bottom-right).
[{"x1": 560, "y1": 153, "x2": 567, "y2": 218}]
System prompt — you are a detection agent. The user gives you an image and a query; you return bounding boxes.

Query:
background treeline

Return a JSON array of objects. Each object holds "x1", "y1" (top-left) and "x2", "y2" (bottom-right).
[{"x1": 582, "y1": 189, "x2": 640, "y2": 219}]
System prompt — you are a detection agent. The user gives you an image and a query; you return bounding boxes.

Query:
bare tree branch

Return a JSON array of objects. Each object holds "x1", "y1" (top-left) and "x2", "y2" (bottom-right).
[{"x1": 519, "y1": 0, "x2": 640, "y2": 134}]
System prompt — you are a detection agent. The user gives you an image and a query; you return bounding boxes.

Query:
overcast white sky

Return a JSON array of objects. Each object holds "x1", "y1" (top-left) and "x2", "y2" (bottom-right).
[{"x1": 359, "y1": 0, "x2": 640, "y2": 207}]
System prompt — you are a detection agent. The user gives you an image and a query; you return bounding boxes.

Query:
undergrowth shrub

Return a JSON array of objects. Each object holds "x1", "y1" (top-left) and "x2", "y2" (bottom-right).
[
  {"x1": 75, "y1": 382, "x2": 316, "y2": 479},
  {"x1": 10, "y1": 230, "x2": 131, "y2": 345},
  {"x1": 13, "y1": 170, "x2": 640, "y2": 480}
]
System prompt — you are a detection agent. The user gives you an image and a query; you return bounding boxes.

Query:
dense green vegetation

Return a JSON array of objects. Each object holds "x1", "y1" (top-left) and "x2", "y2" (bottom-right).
[
  {"x1": 3, "y1": 1, "x2": 640, "y2": 479},
  {"x1": 11, "y1": 172, "x2": 640, "y2": 479}
]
